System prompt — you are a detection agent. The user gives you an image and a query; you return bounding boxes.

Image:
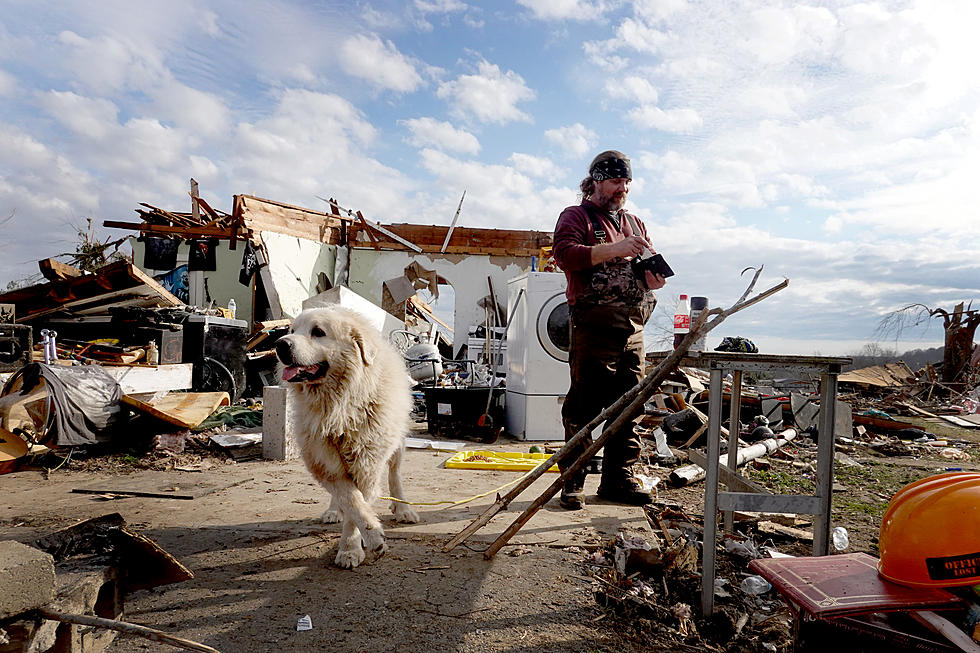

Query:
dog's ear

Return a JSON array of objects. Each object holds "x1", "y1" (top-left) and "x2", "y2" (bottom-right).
[{"x1": 351, "y1": 326, "x2": 376, "y2": 366}]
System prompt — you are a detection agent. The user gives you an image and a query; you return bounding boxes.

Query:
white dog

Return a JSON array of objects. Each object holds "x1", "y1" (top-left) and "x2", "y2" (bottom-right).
[{"x1": 275, "y1": 306, "x2": 420, "y2": 569}]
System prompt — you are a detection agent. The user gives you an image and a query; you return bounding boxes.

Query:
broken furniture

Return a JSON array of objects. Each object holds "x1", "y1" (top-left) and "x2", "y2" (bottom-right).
[
  {"x1": 748, "y1": 552, "x2": 971, "y2": 652},
  {"x1": 646, "y1": 351, "x2": 850, "y2": 616}
]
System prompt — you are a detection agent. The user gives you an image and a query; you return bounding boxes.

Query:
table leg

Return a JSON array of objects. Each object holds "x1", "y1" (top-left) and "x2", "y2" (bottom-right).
[{"x1": 701, "y1": 367, "x2": 724, "y2": 616}]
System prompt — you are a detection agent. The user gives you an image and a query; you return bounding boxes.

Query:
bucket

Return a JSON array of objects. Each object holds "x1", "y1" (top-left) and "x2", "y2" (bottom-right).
[{"x1": 404, "y1": 343, "x2": 443, "y2": 383}]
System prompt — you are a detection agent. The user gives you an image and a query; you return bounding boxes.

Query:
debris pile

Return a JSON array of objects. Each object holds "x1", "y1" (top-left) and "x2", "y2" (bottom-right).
[{"x1": 586, "y1": 509, "x2": 795, "y2": 652}]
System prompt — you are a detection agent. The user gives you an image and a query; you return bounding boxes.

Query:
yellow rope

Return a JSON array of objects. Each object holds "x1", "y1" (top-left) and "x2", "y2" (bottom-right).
[{"x1": 380, "y1": 464, "x2": 545, "y2": 507}]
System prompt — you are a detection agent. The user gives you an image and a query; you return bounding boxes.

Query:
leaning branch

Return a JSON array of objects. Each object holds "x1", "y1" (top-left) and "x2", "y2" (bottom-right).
[
  {"x1": 37, "y1": 608, "x2": 220, "y2": 653},
  {"x1": 443, "y1": 267, "x2": 788, "y2": 557}
]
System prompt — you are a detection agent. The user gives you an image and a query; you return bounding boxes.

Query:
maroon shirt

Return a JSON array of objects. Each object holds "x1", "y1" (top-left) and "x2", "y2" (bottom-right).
[{"x1": 553, "y1": 199, "x2": 650, "y2": 305}]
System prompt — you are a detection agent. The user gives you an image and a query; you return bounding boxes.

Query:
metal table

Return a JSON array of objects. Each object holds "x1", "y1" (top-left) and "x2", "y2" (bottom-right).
[{"x1": 648, "y1": 351, "x2": 850, "y2": 615}]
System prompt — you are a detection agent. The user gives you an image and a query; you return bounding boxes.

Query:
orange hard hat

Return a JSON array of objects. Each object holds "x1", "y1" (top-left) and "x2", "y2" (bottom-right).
[{"x1": 878, "y1": 472, "x2": 980, "y2": 588}]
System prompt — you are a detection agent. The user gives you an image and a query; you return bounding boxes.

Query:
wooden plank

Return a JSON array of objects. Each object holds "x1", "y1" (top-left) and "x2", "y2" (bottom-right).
[
  {"x1": 357, "y1": 211, "x2": 381, "y2": 249},
  {"x1": 103, "y1": 220, "x2": 246, "y2": 240},
  {"x1": 39, "y1": 258, "x2": 84, "y2": 282},
  {"x1": 192, "y1": 195, "x2": 224, "y2": 223},
  {"x1": 121, "y1": 391, "x2": 230, "y2": 429},
  {"x1": 237, "y1": 194, "x2": 346, "y2": 245},
  {"x1": 139, "y1": 203, "x2": 198, "y2": 228},
  {"x1": 72, "y1": 477, "x2": 247, "y2": 500},
  {"x1": 938, "y1": 414, "x2": 979, "y2": 428},
  {"x1": 103, "y1": 363, "x2": 193, "y2": 394},
  {"x1": 254, "y1": 318, "x2": 292, "y2": 331},
  {"x1": 190, "y1": 179, "x2": 200, "y2": 224}
]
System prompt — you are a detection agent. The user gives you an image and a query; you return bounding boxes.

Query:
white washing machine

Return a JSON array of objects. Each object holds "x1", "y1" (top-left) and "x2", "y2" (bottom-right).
[{"x1": 505, "y1": 272, "x2": 570, "y2": 441}]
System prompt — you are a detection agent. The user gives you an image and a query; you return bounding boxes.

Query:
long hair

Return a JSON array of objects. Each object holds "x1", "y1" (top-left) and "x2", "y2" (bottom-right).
[{"x1": 579, "y1": 176, "x2": 595, "y2": 199}]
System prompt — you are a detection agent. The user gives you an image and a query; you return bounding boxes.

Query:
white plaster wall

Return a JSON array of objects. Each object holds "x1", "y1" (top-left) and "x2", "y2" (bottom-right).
[
  {"x1": 347, "y1": 250, "x2": 529, "y2": 357},
  {"x1": 261, "y1": 231, "x2": 337, "y2": 318}
]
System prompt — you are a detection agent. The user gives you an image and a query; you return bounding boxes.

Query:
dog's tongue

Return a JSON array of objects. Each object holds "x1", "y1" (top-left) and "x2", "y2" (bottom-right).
[{"x1": 282, "y1": 365, "x2": 319, "y2": 381}]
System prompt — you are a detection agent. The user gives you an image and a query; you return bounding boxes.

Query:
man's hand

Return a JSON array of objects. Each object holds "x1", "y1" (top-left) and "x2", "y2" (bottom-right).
[
  {"x1": 644, "y1": 271, "x2": 666, "y2": 290},
  {"x1": 590, "y1": 235, "x2": 651, "y2": 265}
]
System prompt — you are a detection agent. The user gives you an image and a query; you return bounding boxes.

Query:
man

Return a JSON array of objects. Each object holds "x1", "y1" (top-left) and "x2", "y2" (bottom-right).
[{"x1": 552, "y1": 150, "x2": 667, "y2": 509}]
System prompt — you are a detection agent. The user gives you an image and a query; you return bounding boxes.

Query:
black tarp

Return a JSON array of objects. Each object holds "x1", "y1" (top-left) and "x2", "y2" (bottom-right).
[{"x1": 2, "y1": 363, "x2": 122, "y2": 446}]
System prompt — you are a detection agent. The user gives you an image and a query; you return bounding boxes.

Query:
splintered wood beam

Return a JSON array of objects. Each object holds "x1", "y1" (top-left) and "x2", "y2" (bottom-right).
[
  {"x1": 103, "y1": 221, "x2": 249, "y2": 240},
  {"x1": 138, "y1": 203, "x2": 198, "y2": 228},
  {"x1": 190, "y1": 179, "x2": 200, "y2": 222},
  {"x1": 357, "y1": 211, "x2": 381, "y2": 250},
  {"x1": 193, "y1": 196, "x2": 226, "y2": 225},
  {"x1": 39, "y1": 258, "x2": 84, "y2": 282}
]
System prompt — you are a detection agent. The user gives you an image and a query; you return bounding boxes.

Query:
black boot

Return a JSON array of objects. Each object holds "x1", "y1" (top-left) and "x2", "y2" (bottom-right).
[
  {"x1": 597, "y1": 470, "x2": 652, "y2": 505},
  {"x1": 559, "y1": 470, "x2": 587, "y2": 510}
]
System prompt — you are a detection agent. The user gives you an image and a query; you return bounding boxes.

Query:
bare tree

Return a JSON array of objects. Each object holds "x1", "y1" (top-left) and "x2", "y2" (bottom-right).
[
  {"x1": 878, "y1": 302, "x2": 980, "y2": 392},
  {"x1": 58, "y1": 218, "x2": 129, "y2": 272}
]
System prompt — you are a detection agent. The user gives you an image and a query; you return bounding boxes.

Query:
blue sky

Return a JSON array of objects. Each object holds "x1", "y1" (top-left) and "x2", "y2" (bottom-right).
[{"x1": 1, "y1": 0, "x2": 977, "y2": 356}]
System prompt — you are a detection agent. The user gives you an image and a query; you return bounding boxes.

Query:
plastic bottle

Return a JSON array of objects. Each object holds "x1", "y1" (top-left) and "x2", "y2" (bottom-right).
[
  {"x1": 689, "y1": 296, "x2": 708, "y2": 351},
  {"x1": 832, "y1": 526, "x2": 849, "y2": 551},
  {"x1": 673, "y1": 294, "x2": 690, "y2": 348},
  {"x1": 740, "y1": 575, "x2": 771, "y2": 595},
  {"x1": 227, "y1": 298, "x2": 237, "y2": 319}
]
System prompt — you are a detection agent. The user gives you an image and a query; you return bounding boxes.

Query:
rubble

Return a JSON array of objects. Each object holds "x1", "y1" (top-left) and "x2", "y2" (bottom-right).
[{"x1": 0, "y1": 187, "x2": 978, "y2": 651}]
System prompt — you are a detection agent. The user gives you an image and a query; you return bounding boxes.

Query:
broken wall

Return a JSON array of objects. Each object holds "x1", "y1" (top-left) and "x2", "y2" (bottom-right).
[
  {"x1": 347, "y1": 249, "x2": 529, "y2": 358},
  {"x1": 130, "y1": 237, "x2": 253, "y2": 319},
  {"x1": 259, "y1": 232, "x2": 339, "y2": 319}
]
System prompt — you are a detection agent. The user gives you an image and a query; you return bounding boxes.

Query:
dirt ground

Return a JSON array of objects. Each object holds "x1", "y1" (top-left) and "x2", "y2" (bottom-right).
[{"x1": 2, "y1": 417, "x2": 979, "y2": 652}]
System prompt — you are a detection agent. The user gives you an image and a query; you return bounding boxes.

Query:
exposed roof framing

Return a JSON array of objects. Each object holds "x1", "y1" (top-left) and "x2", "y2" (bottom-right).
[
  {"x1": 104, "y1": 191, "x2": 551, "y2": 258},
  {"x1": 349, "y1": 223, "x2": 552, "y2": 258}
]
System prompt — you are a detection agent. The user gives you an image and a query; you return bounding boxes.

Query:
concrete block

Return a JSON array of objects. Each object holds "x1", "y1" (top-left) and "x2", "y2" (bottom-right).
[
  {"x1": 262, "y1": 385, "x2": 300, "y2": 461},
  {"x1": 0, "y1": 540, "x2": 56, "y2": 619}
]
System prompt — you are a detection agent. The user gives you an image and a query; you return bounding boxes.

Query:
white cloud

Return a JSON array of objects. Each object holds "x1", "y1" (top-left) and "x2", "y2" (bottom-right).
[
  {"x1": 415, "y1": 0, "x2": 467, "y2": 12},
  {"x1": 400, "y1": 117, "x2": 480, "y2": 154},
  {"x1": 437, "y1": 60, "x2": 534, "y2": 124},
  {"x1": 417, "y1": 148, "x2": 571, "y2": 231},
  {"x1": 0, "y1": 69, "x2": 15, "y2": 96},
  {"x1": 57, "y1": 30, "x2": 145, "y2": 93},
  {"x1": 516, "y1": 0, "x2": 610, "y2": 21},
  {"x1": 38, "y1": 91, "x2": 119, "y2": 141},
  {"x1": 338, "y1": 34, "x2": 423, "y2": 92},
  {"x1": 230, "y1": 89, "x2": 417, "y2": 221},
  {"x1": 509, "y1": 153, "x2": 563, "y2": 181},
  {"x1": 544, "y1": 123, "x2": 597, "y2": 158},
  {"x1": 604, "y1": 75, "x2": 658, "y2": 104},
  {"x1": 151, "y1": 82, "x2": 230, "y2": 137},
  {"x1": 628, "y1": 105, "x2": 702, "y2": 133},
  {"x1": 615, "y1": 17, "x2": 670, "y2": 54}
]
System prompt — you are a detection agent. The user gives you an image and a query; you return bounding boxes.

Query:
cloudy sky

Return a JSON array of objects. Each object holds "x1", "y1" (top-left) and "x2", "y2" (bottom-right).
[{"x1": 1, "y1": 0, "x2": 977, "y2": 355}]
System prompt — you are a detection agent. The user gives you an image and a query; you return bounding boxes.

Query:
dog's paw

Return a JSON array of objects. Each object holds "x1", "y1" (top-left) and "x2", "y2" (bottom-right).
[
  {"x1": 320, "y1": 508, "x2": 342, "y2": 524},
  {"x1": 392, "y1": 503, "x2": 420, "y2": 524},
  {"x1": 335, "y1": 545, "x2": 366, "y2": 569},
  {"x1": 361, "y1": 526, "x2": 387, "y2": 559}
]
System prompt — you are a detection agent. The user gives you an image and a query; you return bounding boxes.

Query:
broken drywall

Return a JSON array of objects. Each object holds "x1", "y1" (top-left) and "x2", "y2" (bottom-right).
[{"x1": 347, "y1": 250, "x2": 528, "y2": 357}]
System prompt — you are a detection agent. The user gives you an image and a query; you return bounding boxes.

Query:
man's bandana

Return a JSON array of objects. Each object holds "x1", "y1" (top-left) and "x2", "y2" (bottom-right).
[{"x1": 590, "y1": 156, "x2": 632, "y2": 181}]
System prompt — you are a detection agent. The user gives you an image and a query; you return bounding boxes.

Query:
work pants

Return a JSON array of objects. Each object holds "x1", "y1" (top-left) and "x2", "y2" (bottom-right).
[{"x1": 560, "y1": 303, "x2": 645, "y2": 481}]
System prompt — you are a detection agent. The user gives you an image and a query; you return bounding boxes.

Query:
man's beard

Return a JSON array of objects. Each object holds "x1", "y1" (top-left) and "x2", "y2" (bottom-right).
[{"x1": 594, "y1": 190, "x2": 628, "y2": 212}]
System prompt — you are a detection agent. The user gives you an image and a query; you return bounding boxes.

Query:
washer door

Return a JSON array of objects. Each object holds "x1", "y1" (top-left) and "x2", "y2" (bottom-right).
[{"x1": 537, "y1": 293, "x2": 570, "y2": 362}]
